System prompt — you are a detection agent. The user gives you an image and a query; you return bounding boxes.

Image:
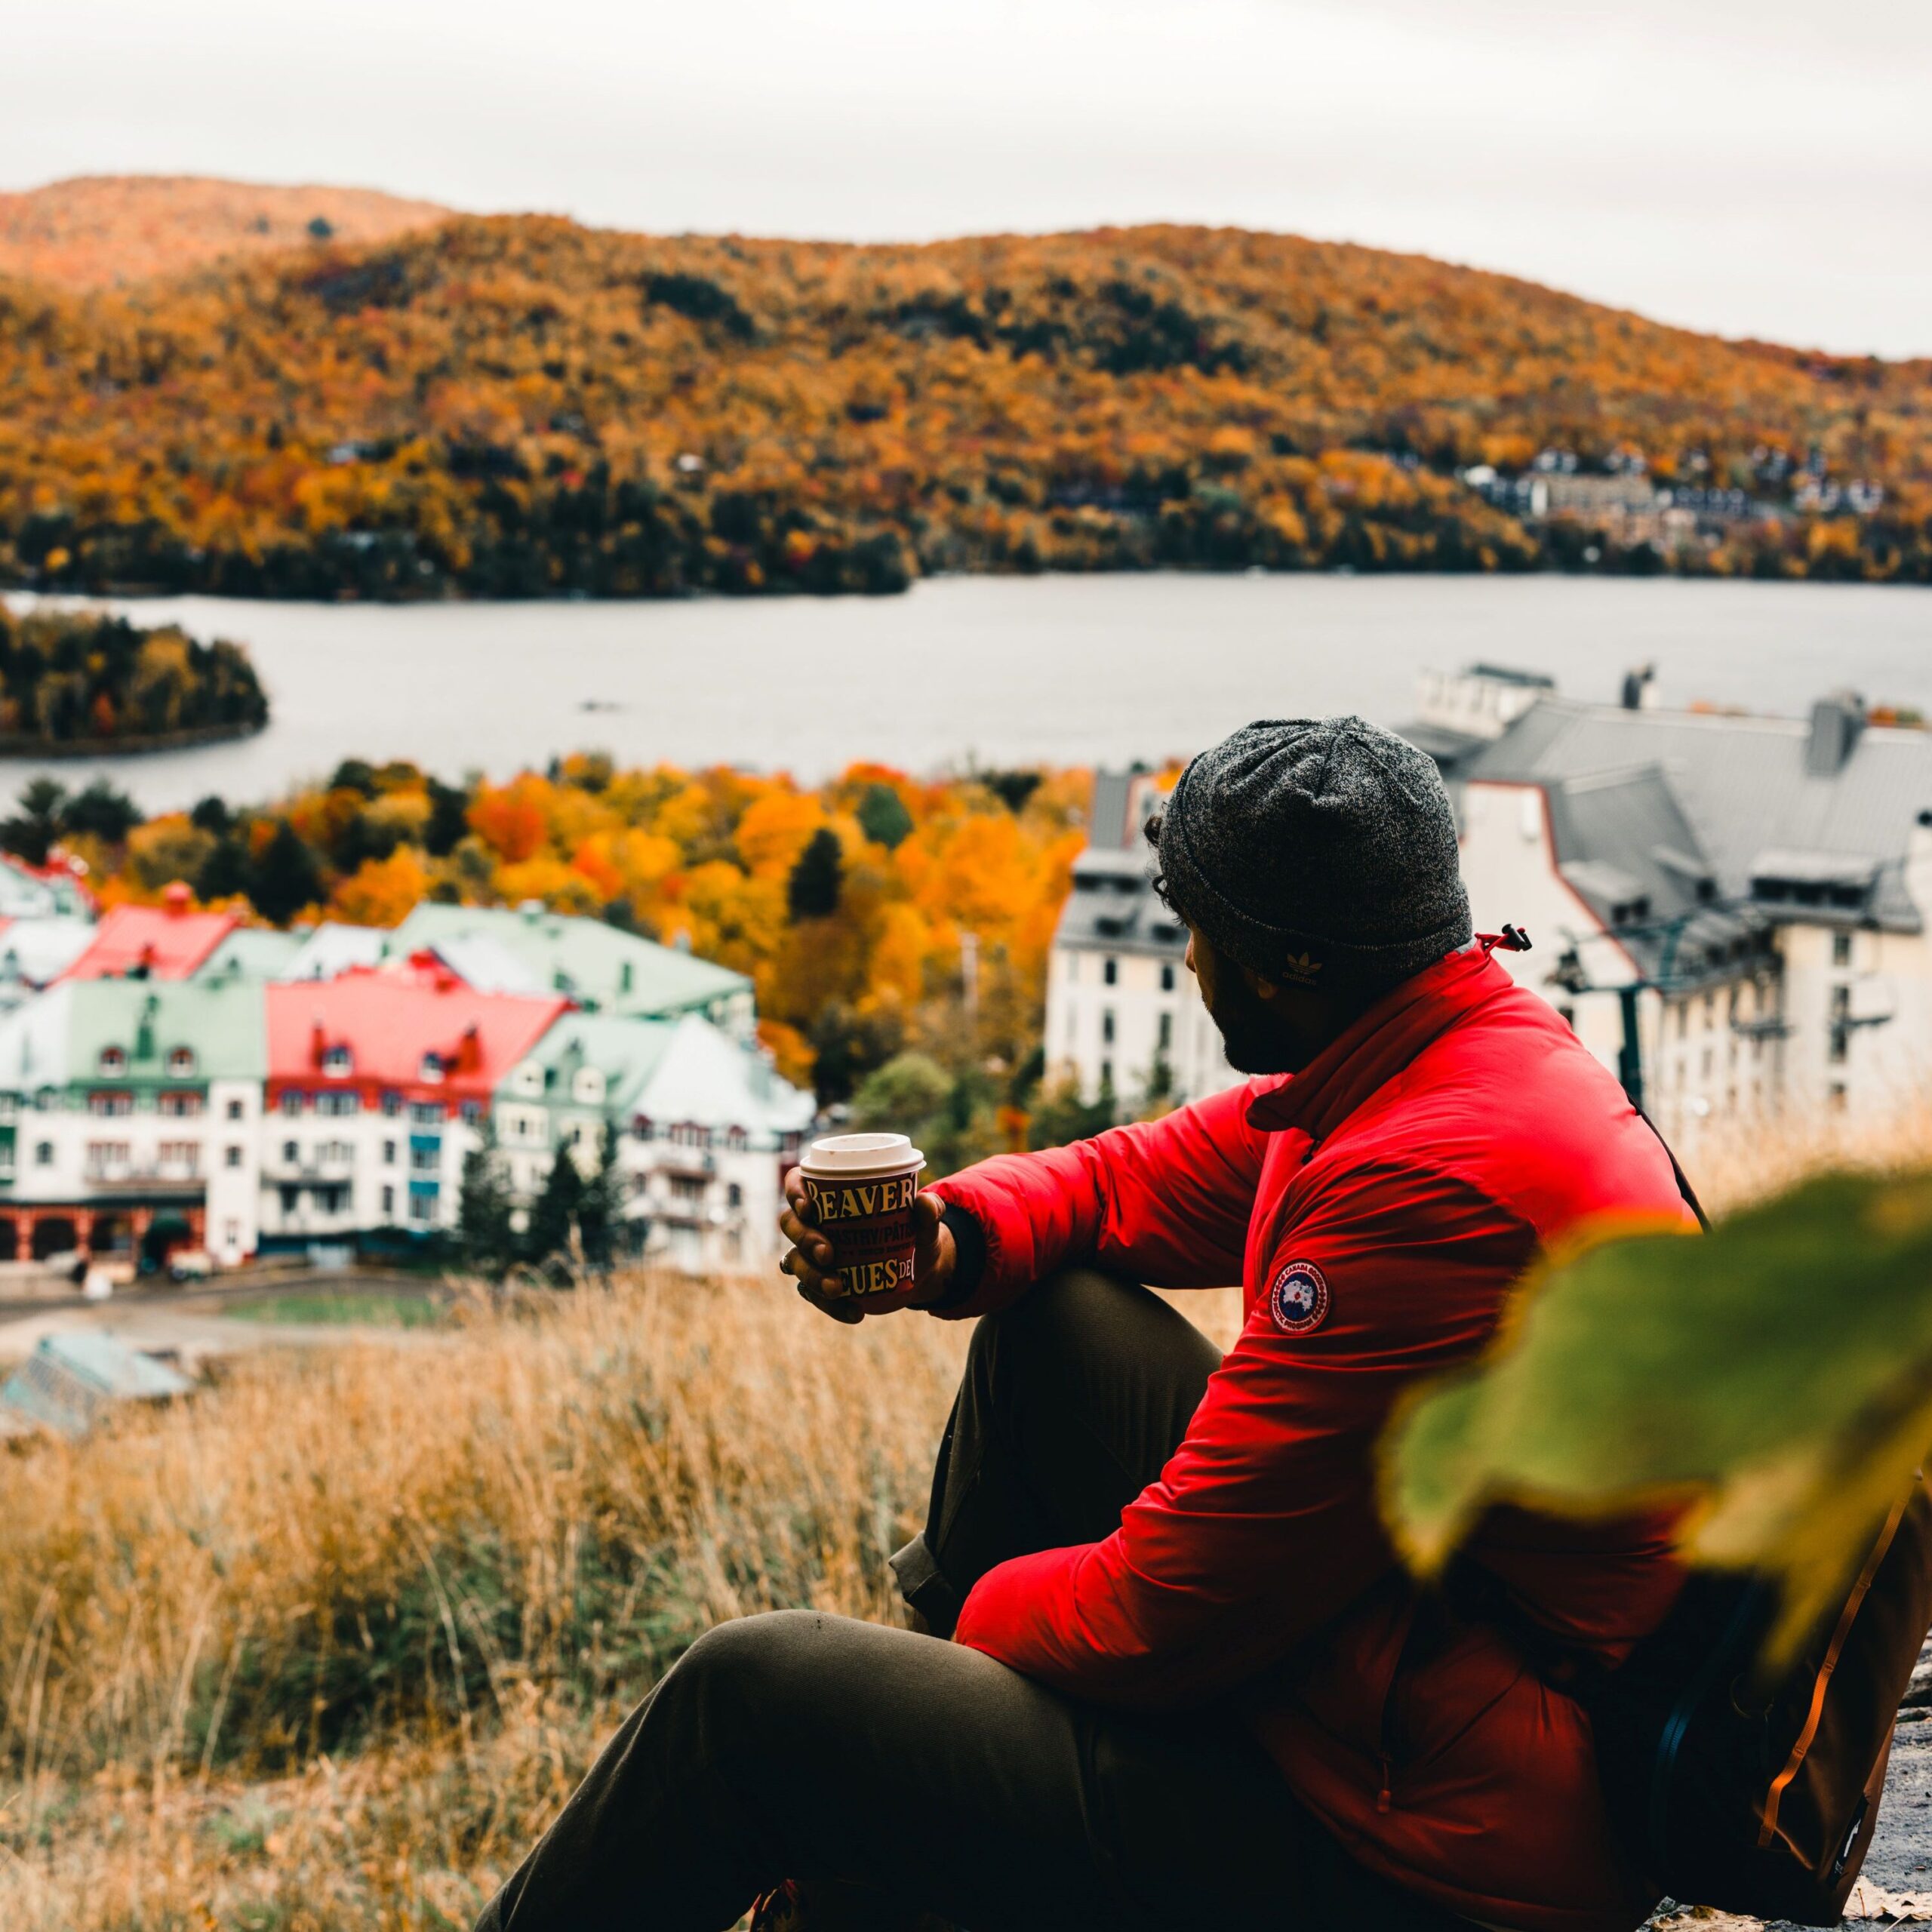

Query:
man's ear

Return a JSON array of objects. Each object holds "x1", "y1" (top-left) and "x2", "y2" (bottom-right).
[{"x1": 1238, "y1": 961, "x2": 1282, "y2": 1002}]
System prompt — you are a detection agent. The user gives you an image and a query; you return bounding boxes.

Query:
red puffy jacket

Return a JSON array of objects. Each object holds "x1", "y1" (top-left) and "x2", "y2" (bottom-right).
[{"x1": 928, "y1": 943, "x2": 1695, "y2": 1932}]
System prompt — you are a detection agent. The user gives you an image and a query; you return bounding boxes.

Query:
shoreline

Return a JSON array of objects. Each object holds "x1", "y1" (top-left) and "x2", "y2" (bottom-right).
[
  {"x1": 0, "y1": 717, "x2": 266, "y2": 760},
  {"x1": 6, "y1": 563, "x2": 1928, "y2": 614}
]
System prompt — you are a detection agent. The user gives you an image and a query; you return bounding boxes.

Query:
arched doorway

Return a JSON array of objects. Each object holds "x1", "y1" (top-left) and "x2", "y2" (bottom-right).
[
  {"x1": 30, "y1": 1216, "x2": 78, "y2": 1261},
  {"x1": 142, "y1": 1214, "x2": 193, "y2": 1273},
  {"x1": 91, "y1": 1211, "x2": 133, "y2": 1258}
]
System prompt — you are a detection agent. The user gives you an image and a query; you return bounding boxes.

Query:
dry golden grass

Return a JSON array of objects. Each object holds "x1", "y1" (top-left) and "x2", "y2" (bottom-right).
[
  {"x1": 0, "y1": 1272, "x2": 966, "y2": 1930},
  {"x1": 2, "y1": 1108, "x2": 1922, "y2": 1930}
]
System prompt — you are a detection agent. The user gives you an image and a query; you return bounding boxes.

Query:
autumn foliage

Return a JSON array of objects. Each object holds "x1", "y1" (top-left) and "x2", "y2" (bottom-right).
[
  {"x1": 55, "y1": 753, "x2": 1088, "y2": 1098},
  {"x1": 2, "y1": 214, "x2": 1927, "y2": 598}
]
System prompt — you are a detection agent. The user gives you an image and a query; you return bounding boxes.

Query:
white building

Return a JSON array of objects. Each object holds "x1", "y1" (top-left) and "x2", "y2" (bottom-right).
[
  {"x1": 1411, "y1": 666, "x2": 1932, "y2": 1160},
  {"x1": 1043, "y1": 769, "x2": 1237, "y2": 1112}
]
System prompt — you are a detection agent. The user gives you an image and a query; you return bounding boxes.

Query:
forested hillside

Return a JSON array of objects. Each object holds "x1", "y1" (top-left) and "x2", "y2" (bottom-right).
[
  {"x1": 2, "y1": 213, "x2": 1927, "y2": 597},
  {"x1": 0, "y1": 175, "x2": 448, "y2": 288}
]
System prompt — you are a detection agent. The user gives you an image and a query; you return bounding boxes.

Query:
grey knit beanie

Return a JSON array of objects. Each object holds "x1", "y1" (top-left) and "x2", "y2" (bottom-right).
[{"x1": 1155, "y1": 716, "x2": 1472, "y2": 995}]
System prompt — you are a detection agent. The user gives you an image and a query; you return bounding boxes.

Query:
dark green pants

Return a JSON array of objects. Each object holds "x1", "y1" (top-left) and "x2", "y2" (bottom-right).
[{"x1": 476, "y1": 1272, "x2": 1466, "y2": 1932}]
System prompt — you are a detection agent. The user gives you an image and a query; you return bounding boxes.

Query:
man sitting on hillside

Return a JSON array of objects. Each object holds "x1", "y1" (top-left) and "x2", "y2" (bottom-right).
[{"x1": 476, "y1": 718, "x2": 1694, "y2": 1932}]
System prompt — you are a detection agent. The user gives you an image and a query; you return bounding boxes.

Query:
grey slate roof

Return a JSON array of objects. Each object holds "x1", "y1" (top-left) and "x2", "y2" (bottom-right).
[
  {"x1": 1054, "y1": 847, "x2": 1187, "y2": 958},
  {"x1": 1456, "y1": 700, "x2": 1932, "y2": 937}
]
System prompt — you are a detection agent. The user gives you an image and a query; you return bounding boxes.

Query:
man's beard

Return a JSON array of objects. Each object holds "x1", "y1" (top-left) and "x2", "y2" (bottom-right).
[{"x1": 1206, "y1": 976, "x2": 1310, "y2": 1075}]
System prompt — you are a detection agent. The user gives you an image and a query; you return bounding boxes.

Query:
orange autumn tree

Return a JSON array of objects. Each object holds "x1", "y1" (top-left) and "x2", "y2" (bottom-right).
[{"x1": 26, "y1": 753, "x2": 1095, "y2": 1112}]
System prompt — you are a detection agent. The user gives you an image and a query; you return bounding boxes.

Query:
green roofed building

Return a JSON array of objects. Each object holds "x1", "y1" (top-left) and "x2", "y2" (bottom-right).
[
  {"x1": 394, "y1": 902, "x2": 755, "y2": 1038},
  {"x1": 0, "y1": 977, "x2": 267, "y2": 1268},
  {"x1": 194, "y1": 927, "x2": 304, "y2": 984},
  {"x1": 494, "y1": 1008, "x2": 812, "y2": 1272}
]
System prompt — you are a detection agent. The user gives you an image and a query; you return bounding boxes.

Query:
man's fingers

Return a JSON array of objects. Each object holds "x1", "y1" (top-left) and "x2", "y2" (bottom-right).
[{"x1": 797, "y1": 1281, "x2": 864, "y2": 1325}]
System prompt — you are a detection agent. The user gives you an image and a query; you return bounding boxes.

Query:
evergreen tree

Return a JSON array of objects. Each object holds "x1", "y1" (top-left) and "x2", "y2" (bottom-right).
[
  {"x1": 786, "y1": 827, "x2": 843, "y2": 921},
  {"x1": 61, "y1": 778, "x2": 140, "y2": 844},
  {"x1": 857, "y1": 781, "x2": 913, "y2": 851},
  {"x1": 576, "y1": 1121, "x2": 625, "y2": 1269},
  {"x1": 424, "y1": 777, "x2": 472, "y2": 857},
  {"x1": 526, "y1": 1141, "x2": 587, "y2": 1275},
  {"x1": 0, "y1": 778, "x2": 66, "y2": 866},
  {"x1": 195, "y1": 833, "x2": 254, "y2": 902},
  {"x1": 457, "y1": 1120, "x2": 517, "y2": 1273},
  {"x1": 251, "y1": 819, "x2": 324, "y2": 924}
]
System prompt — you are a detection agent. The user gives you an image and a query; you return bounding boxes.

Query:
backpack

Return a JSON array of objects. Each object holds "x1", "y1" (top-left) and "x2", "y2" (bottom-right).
[
  {"x1": 1582, "y1": 1124, "x2": 1932, "y2": 1924},
  {"x1": 1586, "y1": 1481, "x2": 1932, "y2": 1924}
]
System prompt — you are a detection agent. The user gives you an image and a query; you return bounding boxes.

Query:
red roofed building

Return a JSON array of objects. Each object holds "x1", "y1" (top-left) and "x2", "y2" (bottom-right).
[
  {"x1": 60, "y1": 884, "x2": 238, "y2": 984},
  {"x1": 260, "y1": 968, "x2": 569, "y2": 1244}
]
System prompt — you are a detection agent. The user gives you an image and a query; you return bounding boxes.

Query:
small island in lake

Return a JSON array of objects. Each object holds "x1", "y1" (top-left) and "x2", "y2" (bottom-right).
[{"x1": 0, "y1": 606, "x2": 269, "y2": 755}]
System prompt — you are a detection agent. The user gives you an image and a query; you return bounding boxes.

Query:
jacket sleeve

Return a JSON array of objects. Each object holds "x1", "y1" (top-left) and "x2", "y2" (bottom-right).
[
  {"x1": 923, "y1": 1080, "x2": 1272, "y2": 1318},
  {"x1": 950, "y1": 1160, "x2": 1537, "y2": 1707}
]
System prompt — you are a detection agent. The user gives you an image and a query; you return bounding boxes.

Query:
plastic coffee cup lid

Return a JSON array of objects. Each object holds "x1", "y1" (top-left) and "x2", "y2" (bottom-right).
[{"x1": 801, "y1": 1131, "x2": 925, "y2": 1174}]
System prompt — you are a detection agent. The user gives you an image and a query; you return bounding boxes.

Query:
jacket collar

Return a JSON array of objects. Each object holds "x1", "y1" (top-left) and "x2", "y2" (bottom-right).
[{"x1": 1245, "y1": 945, "x2": 1511, "y2": 1143}]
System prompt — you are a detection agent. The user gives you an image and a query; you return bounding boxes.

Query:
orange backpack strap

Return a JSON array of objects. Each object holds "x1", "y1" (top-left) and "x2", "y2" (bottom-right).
[{"x1": 1757, "y1": 1487, "x2": 1913, "y2": 1850}]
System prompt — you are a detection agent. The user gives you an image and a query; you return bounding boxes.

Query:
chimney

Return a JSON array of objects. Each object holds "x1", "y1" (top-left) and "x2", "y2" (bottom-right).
[
  {"x1": 311, "y1": 1020, "x2": 328, "y2": 1068},
  {"x1": 163, "y1": 881, "x2": 192, "y2": 917},
  {"x1": 1806, "y1": 691, "x2": 1866, "y2": 778}
]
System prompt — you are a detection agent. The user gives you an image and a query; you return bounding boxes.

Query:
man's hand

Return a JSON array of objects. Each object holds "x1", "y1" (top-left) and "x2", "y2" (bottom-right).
[{"x1": 778, "y1": 1170, "x2": 955, "y2": 1324}]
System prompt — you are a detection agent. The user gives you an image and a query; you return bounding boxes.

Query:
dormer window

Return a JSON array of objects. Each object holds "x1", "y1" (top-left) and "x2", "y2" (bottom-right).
[
  {"x1": 573, "y1": 1068, "x2": 605, "y2": 1104},
  {"x1": 420, "y1": 1052, "x2": 445, "y2": 1083},
  {"x1": 166, "y1": 1047, "x2": 196, "y2": 1077},
  {"x1": 98, "y1": 1046, "x2": 127, "y2": 1077},
  {"x1": 323, "y1": 1045, "x2": 353, "y2": 1078}
]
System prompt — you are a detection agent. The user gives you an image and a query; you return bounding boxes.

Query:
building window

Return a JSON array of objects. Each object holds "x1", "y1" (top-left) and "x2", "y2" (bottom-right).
[
  {"x1": 1160, "y1": 962, "x2": 1175, "y2": 992},
  {"x1": 166, "y1": 1048, "x2": 195, "y2": 1076},
  {"x1": 1103, "y1": 957, "x2": 1118, "y2": 986},
  {"x1": 224, "y1": 1219, "x2": 240, "y2": 1248},
  {"x1": 98, "y1": 1046, "x2": 127, "y2": 1076},
  {"x1": 158, "y1": 1091, "x2": 203, "y2": 1116},
  {"x1": 726, "y1": 1181, "x2": 743, "y2": 1208},
  {"x1": 460, "y1": 1100, "x2": 483, "y2": 1125},
  {"x1": 1101, "y1": 1009, "x2": 1115, "y2": 1045},
  {"x1": 88, "y1": 1092, "x2": 134, "y2": 1116},
  {"x1": 317, "y1": 1091, "x2": 358, "y2": 1117},
  {"x1": 279, "y1": 1091, "x2": 303, "y2": 1115},
  {"x1": 1832, "y1": 931, "x2": 1852, "y2": 968},
  {"x1": 1157, "y1": 1011, "x2": 1173, "y2": 1052},
  {"x1": 381, "y1": 1091, "x2": 404, "y2": 1117},
  {"x1": 382, "y1": 1185, "x2": 395, "y2": 1217},
  {"x1": 411, "y1": 1101, "x2": 444, "y2": 1126},
  {"x1": 383, "y1": 1139, "x2": 398, "y2": 1164},
  {"x1": 225, "y1": 1145, "x2": 243, "y2": 1169},
  {"x1": 159, "y1": 1140, "x2": 199, "y2": 1176},
  {"x1": 633, "y1": 1115, "x2": 655, "y2": 1143},
  {"x1": 322, "y1": 1045, "x2": 352, "y2": 1077},
  {"x1": 408, "y1": 1192, "x2": 435, "y2": 1226},
  {"x1": 279, "y1": 1186, "x2": 298, "y2": 1213},
  {"x1": 321, "y1": 1140, "x2": 353, "y2": 1166},
  {"x1": 420, "y1": 1053, "x2": 445, "y2": 1083},
  {"x1": 282, "y1": 1140, "x2": 299, "y2": 1164},
  {"x1": 1829, "y1": 1082, "x2": 1847, "y2": 1111},
  {"x1": 226, "y1": 1096, "x2": 245, "y2": 1121},
  {"x1": 726, "y1": 1125, "x2": 747, "y2": 1152},
  {"x1": 410, "y1": 1145, "x2": 439, "y2": 1173},
  {"x1": 1100, "y1": 1059, "x2": 1113, "y2": 1091},
  {"x1": 34, "y1": 1140, "x2": 51, "y2": 1165}
]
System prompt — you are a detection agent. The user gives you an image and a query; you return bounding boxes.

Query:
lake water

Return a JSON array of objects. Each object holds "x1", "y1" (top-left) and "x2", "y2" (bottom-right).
[{"x1": 5, "y1": 574, "x2": 1928, "y2": 814}]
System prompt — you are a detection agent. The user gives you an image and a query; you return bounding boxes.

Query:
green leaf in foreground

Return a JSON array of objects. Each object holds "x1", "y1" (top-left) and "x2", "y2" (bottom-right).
[{"x1": 1378, "y1": 1169, "x2": 1932, "y2": 1662}]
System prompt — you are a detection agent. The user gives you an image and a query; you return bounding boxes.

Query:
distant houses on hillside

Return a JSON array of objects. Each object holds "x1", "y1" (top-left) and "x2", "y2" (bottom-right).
[{"x1": 0, "y1": 896, "x2": 808, "y2": 1275}]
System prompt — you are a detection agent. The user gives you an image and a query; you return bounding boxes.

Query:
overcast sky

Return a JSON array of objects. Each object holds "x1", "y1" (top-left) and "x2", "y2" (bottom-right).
[{"x1": 8, "y1": 0, "x2": 1927, "y2": 356}]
